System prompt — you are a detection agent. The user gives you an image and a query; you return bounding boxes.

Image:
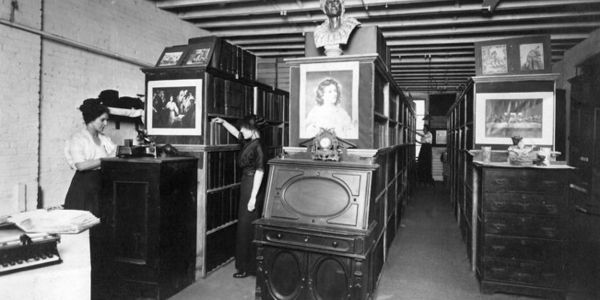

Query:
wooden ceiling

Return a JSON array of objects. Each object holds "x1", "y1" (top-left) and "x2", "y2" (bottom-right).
[{"x1": 152, "y1": 0, "x2": 600, "y2": 93}]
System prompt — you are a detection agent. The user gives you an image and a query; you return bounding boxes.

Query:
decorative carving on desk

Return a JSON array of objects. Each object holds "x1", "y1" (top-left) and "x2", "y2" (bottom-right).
[{"x1": 314, "y1": 0, "x2": 360, "y2": 56}]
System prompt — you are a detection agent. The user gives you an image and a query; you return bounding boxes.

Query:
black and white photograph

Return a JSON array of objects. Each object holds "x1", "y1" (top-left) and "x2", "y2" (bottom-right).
[
  {"x1": 481, "y1": 44, "x2": 508, "y2": 75},
  {"x1": 147, "y1": 79, "x2": 202, "y2": 135},
  {"x1": 299, "y1": 61, "x2": 359, "y2": 139},
  {"x1": 185, "y1": 48, "x2": 211, "y2": 65},
  {"x1": 4, "y1": 1, "x2": 600, "y2": 300},
  {"x1": 520, "y1": 43, "x2": 545, "y2": 71},
  {"x1": 475, "y1": 92, "x2": 554, "y2": 145}
]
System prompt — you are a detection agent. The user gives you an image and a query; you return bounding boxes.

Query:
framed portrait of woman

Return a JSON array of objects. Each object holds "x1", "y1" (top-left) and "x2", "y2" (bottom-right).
[
  {"x1": 299, "y1": 61, "x2": 359, "y2": 139},
  {"x1": 146, "y1": 79, "x2": 203, "y2": 136}
]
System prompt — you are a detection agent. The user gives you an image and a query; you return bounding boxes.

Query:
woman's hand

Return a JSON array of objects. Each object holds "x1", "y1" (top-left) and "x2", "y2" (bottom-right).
[
  {"x1": 212, "y1": 117, "x2": 224, "y2": 124},
  {"x1": 247, "y1": 196, "x2": 256, "y2": 212}
]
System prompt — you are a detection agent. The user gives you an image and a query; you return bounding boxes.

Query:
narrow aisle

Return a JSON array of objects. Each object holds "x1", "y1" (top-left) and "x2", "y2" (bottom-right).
[{"x1": 375, "y1": 185, "x2": 532, "y2": 300}]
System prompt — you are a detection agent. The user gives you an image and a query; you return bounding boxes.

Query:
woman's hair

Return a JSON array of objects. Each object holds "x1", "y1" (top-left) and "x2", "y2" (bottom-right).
[
  {"x1": 315, "y1": 78, "x2": 342, "y2": 105},
  {"x1": 80, "y1": 98, "x2": 109, "y2": 124},
  {"x1": 237, "y1": 114, "x2": 266, "y2": 132},
  {"x1": 423, "y1": 124, "x2": 430, "y2": 132}
]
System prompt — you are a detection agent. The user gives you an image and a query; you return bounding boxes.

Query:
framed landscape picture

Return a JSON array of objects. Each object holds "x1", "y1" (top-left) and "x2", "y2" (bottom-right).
[
  {"x1": 147, "y1": 79, "x2": 203, "y2": 136},
  {"x1": 475, "y1": 92, "x2": 554, "y2": 145},
  {"x1": 299, "y1": 61, "x2": 359, "y2": 139}
]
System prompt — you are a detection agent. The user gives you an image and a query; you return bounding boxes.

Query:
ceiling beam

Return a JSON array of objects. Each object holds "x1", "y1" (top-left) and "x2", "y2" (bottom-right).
[{"x1": 177, "y1": 0, "x2": 600, "y2": 21}]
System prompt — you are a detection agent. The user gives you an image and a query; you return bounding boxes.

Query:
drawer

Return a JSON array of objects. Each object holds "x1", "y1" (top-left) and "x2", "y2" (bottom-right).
[
  {"x1": 483, "y1": 235, "x2": 562, "y2": 261},
  {"x1": 484, "y1": 213, "x2": 562, "y2": 239},
  {"x1": 483, "y1": 193, "x2": 563, "y2": 215},
  {"x1": 261, "y1": 228, "x2": 359, "y2": 254},
  {"x1": 482, "y1": 257, "x2": 563, "y2": 288},
  {"x1": 483, "y1": 169, "x2": 566, "y2": 193}
]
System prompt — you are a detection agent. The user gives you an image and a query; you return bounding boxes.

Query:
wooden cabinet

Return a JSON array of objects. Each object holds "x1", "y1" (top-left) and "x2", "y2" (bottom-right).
[
  {"x1": 99, "y1": 157, "x2": 197, "y2": 300},
  {"x1": 566, "y1": 53, "x2": 600, "y2": 298},
  {"x1": 473, "y1": 163, "x2": 571, "y2": 299}
]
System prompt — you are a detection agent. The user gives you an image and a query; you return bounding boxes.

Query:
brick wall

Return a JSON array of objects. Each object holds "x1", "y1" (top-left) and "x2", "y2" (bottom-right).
[
  {"x1": 0, "y1": 0, "x2": 42, "y2": 215},
  {"x1": 0, "y1": 0, "x2": 210, "y2": 212}
]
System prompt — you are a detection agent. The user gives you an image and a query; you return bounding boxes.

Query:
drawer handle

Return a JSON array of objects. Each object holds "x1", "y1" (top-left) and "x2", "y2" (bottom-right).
[
  {"x1": 517, "y1": 202, "x2": 530, "y2": 209},
  {"x1": 304, "y1": 237, "x2": 309, "y2": 243},
  {"x1": 574, "y1": 205, "x2": 600, "y2": 217},
  {"x1": 493, "y1": 200, "x2": 506, "y2": 207},
  {"x1": 492, "y1": 223, "x2": 506, "y2": 230},
  {"x1": 332, "y1": 241, "x2": 338, "y2": 248},
  {"x1": 570, "y1": 184, "x2": 589, "y2": 194},
  {"x1": 491, "y1": 267, "x2": 506, "y2": 273},
  {"x1": 276, "y1": 233, "x2": 282, "y2": 239},
  {"x1": 494, "y1": 178, "x2": 508, "y2": 185},
  {"x1": 541, "y1": 227, "x2": 556, "y2": 237},
  {"x1": 491, "y1": 245, "x2": 505, "y2": 251}
]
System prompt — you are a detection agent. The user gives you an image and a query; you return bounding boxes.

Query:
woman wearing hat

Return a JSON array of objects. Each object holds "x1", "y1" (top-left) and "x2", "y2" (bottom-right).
[
  {"x1": 64, "y1": 99, "x2": 116, "y2": 215},
  {"x1": 212, "y1": 115, "x2": 266, "y2": 278}
]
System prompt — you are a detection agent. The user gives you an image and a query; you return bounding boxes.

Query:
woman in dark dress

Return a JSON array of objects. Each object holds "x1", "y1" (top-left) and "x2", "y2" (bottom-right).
[
  {"x1": 212, "y1": 115, "x2": 266, "y2": 278},
  {"x1": 416, "y1": 124, "x2": 434, "y2": 186}
]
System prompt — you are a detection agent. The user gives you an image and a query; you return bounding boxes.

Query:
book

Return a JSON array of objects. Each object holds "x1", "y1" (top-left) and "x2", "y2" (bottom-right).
[{"x1": 7, "y1": 209, "x2": 100, "y2": 234}]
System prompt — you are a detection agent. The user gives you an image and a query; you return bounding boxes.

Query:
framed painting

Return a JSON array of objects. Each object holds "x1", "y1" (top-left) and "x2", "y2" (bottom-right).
[
  {"x1": 156, "y1": 45, "x2": 187, "y2": 67},
  {"x1": 147, "y1": 79, "x2": 203, "y2": 136},
  {"x1": 475, "y1": 92, "x2": 554, "y2": 145},
  {"x1": 299, "y1": 61, "x2": 359, "y2": 139}
]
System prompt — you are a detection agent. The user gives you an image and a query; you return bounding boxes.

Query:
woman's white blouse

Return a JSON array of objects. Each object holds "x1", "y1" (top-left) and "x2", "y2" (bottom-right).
[
  {"x1": 421, "y1": 132, "x2": 433, "y2": 144},
  {"x1": 64, "y1": 129, "x2": 116, "y2": 170}
]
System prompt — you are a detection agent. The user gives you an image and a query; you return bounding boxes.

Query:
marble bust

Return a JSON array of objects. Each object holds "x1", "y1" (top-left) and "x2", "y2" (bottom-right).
[{"x1": 313, "y1": 0, "x2": 360, "y2": 56}]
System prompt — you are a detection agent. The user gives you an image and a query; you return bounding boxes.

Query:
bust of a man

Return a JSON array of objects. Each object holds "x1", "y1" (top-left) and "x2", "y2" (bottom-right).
[{"x1": 313, "y1": 0, "x2": 360, "y2": 56}]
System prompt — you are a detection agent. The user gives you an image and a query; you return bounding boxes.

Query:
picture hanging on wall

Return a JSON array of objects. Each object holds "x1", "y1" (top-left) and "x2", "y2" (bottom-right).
[
  {"x1": 299, "y1": 61, "x2": 359, "y2": 139},
  {"x1": 185, "y1": 48, "x2": 212, "y2": 66},
  {"x1": 481, "y1": 44, "x2": 508, "y2": 75},
  {"x1": 475, "y1": 92, "x2": 554, "y2": 145},
  {"x1": 147, "y1": 79, "x2": 203, "y2": 136}
]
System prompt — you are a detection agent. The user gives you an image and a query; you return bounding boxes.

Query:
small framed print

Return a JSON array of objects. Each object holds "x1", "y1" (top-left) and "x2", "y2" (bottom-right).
[
  {"x1": 185, "y1": 47, "x2": 212, "y2": 66},
  {"x1": 156, "y1": 45, "x2": 188, "y2": 67},
  {"x1": 519, "y1": 43, "x2": 545, "y2": 72},
  {"x1": 481, "y1": 44, "x2": 508, "y2": 75}
]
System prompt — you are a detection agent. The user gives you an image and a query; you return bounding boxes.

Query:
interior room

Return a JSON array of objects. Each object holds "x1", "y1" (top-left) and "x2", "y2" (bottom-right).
[{"x1": 1, "y1": 0, "x2": 599, "y2": 299}]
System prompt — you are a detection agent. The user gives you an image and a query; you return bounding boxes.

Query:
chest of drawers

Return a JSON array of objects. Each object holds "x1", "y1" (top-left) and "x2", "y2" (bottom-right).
[{"x1": 474, "y1": 163, "x2": 572, "y2": 299}]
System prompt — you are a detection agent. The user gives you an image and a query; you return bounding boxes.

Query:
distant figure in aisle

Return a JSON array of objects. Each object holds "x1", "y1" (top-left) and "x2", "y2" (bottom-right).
[
  {"x1": 314, "y1": 0, "x2": 360, "y2": 56},
  {"x1": 304, "y1": 77, "x2": 354, "y2": 138},
  {"x1": 212, "y1": 115, "x2": 266, "y2": 278},
  {"x1": 416, "y1": 125, "x2": 435, "y2": 186}
]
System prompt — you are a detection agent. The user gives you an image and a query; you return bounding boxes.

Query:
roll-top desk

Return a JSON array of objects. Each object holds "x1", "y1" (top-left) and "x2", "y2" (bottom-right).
[
  {"x1": 254, "y1": 152, "x2": 384, "y2": 300},
  {"x1": 472, "y1": 161, "x2": 573, "y2": 299}
]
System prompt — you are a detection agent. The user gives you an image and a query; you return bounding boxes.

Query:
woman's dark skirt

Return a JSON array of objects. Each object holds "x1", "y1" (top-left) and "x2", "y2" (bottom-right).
[
  {"x1": 235, "y1": 171, "x2": 263, "y2": 274},
  {"x1": 64, "y1": 170, "x2": 102, "y2": 215},
  {"x1": 64, "y1": 170, "x2": 106, "y2": 299},
  {"x1": 417, "y1": 143, "x2": 434, "y2": 184}
]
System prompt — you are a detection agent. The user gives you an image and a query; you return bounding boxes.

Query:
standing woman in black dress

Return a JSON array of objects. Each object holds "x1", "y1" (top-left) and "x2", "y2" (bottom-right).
[
  {"x1": 416, "y1": 124, "x2": 434, "y2": 186},
  {"x1": 212, "y1": 115, "x2": 266, "y2": 278}
]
